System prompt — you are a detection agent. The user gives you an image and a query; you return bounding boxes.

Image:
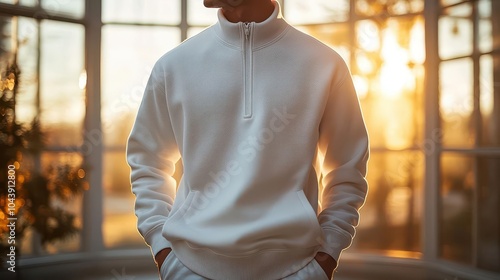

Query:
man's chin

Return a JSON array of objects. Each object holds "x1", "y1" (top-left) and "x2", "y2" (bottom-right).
[
  {"x1": 203, "y1": 0, "x2": 244, "y2": 8},
  {"x1": 203, "y1": 0, "x2": 214, "y2": 8},
  {"x1": 203, "y1": 0, "x2": 223, "y2": 8}
]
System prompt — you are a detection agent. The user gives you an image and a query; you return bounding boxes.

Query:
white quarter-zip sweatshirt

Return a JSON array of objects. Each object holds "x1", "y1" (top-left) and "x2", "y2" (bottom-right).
[{"x1": 127, "y1": 2, "x2": 369, "y2": 279}]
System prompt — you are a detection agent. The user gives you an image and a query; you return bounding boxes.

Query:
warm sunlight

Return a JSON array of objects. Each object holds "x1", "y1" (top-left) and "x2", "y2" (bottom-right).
[
  {"x1": 357, "y1": 20, "x2": 380, "y2": 52},
  {"x1": 352, "y1": 75, "x2": 369, "y2": 99},
  {"x1": 409, "y1": 18, "x2": 426, "y2": 64},
  {"x1": 379, "y1": 26, "x2": 414, "y2": 99},
  {"x1": 353, "y1": 17, "x2": 425, "y2": 152},
  {"x1": 79, "y1": 70, "x2": 87, "y2": 90}
]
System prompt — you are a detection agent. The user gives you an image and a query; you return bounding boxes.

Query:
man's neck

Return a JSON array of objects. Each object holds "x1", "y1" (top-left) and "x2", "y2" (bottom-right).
[{"x1": 221, "y1": 0, "x2": 275, "y2": 23}]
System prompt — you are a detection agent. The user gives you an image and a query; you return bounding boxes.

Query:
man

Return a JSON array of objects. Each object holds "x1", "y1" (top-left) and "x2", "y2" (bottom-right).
[{"x1": 127, "y1": 0, "x2": 369, "y2": 279}]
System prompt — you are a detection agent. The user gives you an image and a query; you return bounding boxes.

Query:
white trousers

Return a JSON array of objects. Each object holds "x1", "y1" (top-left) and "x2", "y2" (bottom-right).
[{"x1": 159, "y1": 251, "x2": 330, "y2": 280}]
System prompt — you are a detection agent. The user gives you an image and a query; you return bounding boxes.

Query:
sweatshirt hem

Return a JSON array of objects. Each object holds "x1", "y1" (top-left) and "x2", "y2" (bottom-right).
[{"x1": 171, "y1": 240, "x2": 319, "y2": 280}]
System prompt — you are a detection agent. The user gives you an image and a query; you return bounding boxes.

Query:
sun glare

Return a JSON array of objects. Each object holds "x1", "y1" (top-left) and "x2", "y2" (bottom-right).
[
  {"x1": 353, "y1": 75, "x2": 369, "y2": 99},
  {"x1": 79, "y1": 70, "x2": 87, "y2": 90},
  {"x1": 378, "y1": 27, "x2": 415, "y2": 99},
  {"x1": 409, "y1": 19, "x2": 426, "y2": 64}
]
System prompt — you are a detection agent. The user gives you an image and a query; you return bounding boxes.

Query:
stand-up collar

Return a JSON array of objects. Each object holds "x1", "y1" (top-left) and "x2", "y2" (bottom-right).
[{"x1": 214, "y1": 1, "x2": 289, "y2": 49}]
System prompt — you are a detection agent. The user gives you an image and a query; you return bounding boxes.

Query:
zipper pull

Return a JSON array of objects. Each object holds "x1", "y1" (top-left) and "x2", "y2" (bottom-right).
[{"x1": 244, "y1": 23, "x2": 251, "y2": 40}]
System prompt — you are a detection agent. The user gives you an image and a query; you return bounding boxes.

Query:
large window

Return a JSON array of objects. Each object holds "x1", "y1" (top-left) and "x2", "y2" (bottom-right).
[
  {"x1": 285, "y1": 0, "x2": 426, "y2": 255},
  {"x1": 100, "y1": 0, "x2": 183, "y2": 250},
  {"x1": 0, "y1": 0, "x2": 499, "y2": 278},
  {"x1": 1, "y1": 0, "x2": 86, "y2": 255},
  {"x1": 438, "y1": 0, "x2": 500, "y2": 271}
]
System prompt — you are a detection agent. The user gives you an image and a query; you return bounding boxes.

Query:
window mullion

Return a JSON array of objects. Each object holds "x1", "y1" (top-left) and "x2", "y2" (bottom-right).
[
  {"x1": 423, "y1": 0, "x2": 441, "y2": 263},
  {"x1": 181, "y1": 0, "x2": 188, "y2": 42},
  {"x1": 471, "y1": 0, "x2": 481, "y2": 268},
  {"x1": 82, "y1": 0, "x2": 104, "y2": 253}
]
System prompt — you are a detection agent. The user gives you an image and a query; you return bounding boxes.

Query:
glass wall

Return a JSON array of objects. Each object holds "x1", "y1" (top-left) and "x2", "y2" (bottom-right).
[
  {"x1": 285, "y1": 0, "x2": 426, "y2": 256},
  {"x1": 438, "y1": 0, "x2": 500, "y2": 272},
  {"x1": 0, "y1": 1, "x2": 85, "y2": 255},
  {"x1": 0, "y1": 0, "x2": 498, "y2": 277},
  {"x1": 100, "y1": 0, "x2": 182, "y2": 249}
]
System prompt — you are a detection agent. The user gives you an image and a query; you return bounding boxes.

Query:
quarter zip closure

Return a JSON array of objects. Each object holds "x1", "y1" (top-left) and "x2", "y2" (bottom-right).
[{"x1": 242, "y1": 22, "x2": 253, "y2": 119}]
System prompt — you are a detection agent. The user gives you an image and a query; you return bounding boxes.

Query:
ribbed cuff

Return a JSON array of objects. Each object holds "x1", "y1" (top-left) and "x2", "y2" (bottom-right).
[
  {"x1": 318, "y1": 228, "x2": 352, "y2": 267},
  {"x1": 145, "y1": 225, "x2": 172, "y2": 257}
]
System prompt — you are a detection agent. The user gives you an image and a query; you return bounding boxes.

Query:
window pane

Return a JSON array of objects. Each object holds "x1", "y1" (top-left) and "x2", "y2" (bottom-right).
[
  {"x1": 362, "y1": 96, "x2": 422, "y2": 150},
  {"x1": 20, "y1": 0, "x2": 38, "y2": 6},
  {"x1": 0, "y1": 16, "x2": 12, "y2": 56},
  {"x1": 187, "y1": 0, "x2": 218, "y2": 26},
  {"x1": 40, "y1": 20, "x2": 85, "y2": 147},
  {"x1": 103, "y1": 0, "x2": 180, "y2": 24},
  {"x1": 352, "y1": 151, "x2": 423, "y2": 253},
  {"x1": 477, "y1": 0, "x2": 500, "y2": 54},
  {"x1": 101, "y1": 25, "x2": 180, "y2": 147},
  {"x1": 0, "y1": 0, "x2": 38, "y2": 4},
  {"x1": 285, "y1": 0, "x2": 349, "y2": 24},
  {"x1": 362, "y1": 66, "x2": 423, "y2": 150},
  {"x1": 352, "y1": 17, "x2": 425, "y2": 150},
  {"x1": 440, "y1": 0, "x2": 467, "y2": 7},
  {"x1": 40, "y1": 152, "x2": 84, "y2": 254},
  {"x1": 478, "y1": 0, "x2": 493, "y2": 53},
  {"x1": 41, "y1": 0, "x2": 84, "y2": 19},
  {"x1": 440, "y1": 154, "x2": 473, "y2": 265},
  {"x1": 356, "y1": 0, "x2": 423, "y2": 17},
  {"x1": 0, "y1": 16, "x2": 38, "y2": 124},
  {"x1": 439, "y1": 3, "x2": 473, "y2": 60},
  {"x1": 492, "y1": 0, "x2": 500, "y2": 51},
  {"x1": 480, "y1": 55, "x2": 500, "y2": 147},
  {"x1": 390, "y1": 0, "x2": 424, "y2": 15},
  {"x1": 354, "y1": 0, "x2": 375, "y2": 16},
  {"x1": 356, "y1": 20, "x2": 380, "y2": 53},
  {"x1": 103, "y1": 151, "x2": 144, "y2": 249},
  {"x1": 440, "y1": 58, "x2": 474, "y2": 147},
  {"x1": 477, "y1": 157, "x2": 500, "y2": 272},
  {"x1": 16, "y1": 17, "x2": 38, "y2": 124}
]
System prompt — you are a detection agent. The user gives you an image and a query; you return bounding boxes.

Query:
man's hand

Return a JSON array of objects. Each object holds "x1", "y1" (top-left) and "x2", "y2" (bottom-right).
[
  {"x1": 314, "y1": 252, "x2": 337, "y2": 279},
  {"x1": 155, "y1": 247, "x2": 172, "y2": 271}
]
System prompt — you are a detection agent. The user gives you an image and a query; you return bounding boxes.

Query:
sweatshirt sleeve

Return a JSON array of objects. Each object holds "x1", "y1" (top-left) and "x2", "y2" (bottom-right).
[
  {"x1": 316, "y1": 60, "x2": 370, "y2": 265},
  {"x1": 126, "y1": 63, "x2": 180, "y2": 257}
]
